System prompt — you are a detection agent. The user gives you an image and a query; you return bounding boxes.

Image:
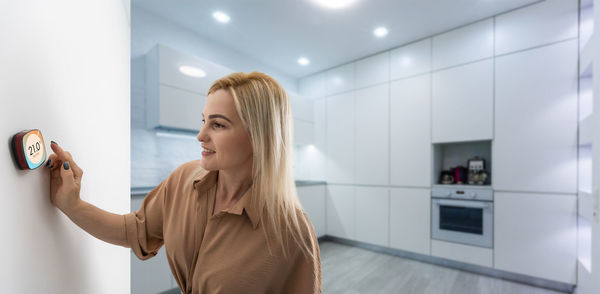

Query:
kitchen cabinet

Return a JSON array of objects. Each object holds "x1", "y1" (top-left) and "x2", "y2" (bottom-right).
[
  {"x1": 431, "y1": 240, "x2": 493, "y2": 268},
  {"x1": 289, "y1": 93, "x2": 314, "y2": 146},
  {"x1": 432, "y1": 59, "x2": 493, "y2": 143},
  {"x1": 355, "y1": 52, "x2": 389, "y2": 89},
  {"x1": 389, "y1": 188, "x2": 430, "y2": 255},
  {"x1": 390, "y1": 74, "x2": 431, "y2": 187},
  {"x1": 494, "y1": 39, "x2": 578, "y2": 194},
  {"x1": 299, "y1": 72, "x2": 325, "y2": 99},
  {"x1": 326, "y1": 185, "x2": 355, "y2": 240},
  {"x1": 311, "y1": 98, "x2": 327, "y2": 181},
  {"x1": 355, "y1": 187, "x2": 389, "y2": 247},
  {"x1": 145, "y1": 44, "x2": 233, "y2": 132},
  {"x1": 354, "y1": 84, "x2": 389, "y2": 185},
  {"x1": 390, "y1": 38, "x2": 431, "y2": 81},
  {"x1": 494, "y1": 192, "x2": 577, "y2": 284},
  {"x1": 326, "y1": 92, "x2": 355, "y2": 184},
  {"x1": 432, "y1": 18, "x2": 493, "y2": 70},
  {"x1": 322, "y1": 63, "x2": 355, "y2": 97},
  {"x1": 131, "y1": 197, "x2": 173, "y2": 294},
  {"x1": 297, "y1": 185, "x2": 326, "y2": 238},
  {"x1": 495, "y1": 0, "x2": 578, "y2": 56}
]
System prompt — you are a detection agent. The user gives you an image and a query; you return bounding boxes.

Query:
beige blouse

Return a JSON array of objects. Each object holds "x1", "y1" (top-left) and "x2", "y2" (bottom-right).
[{"x1": 123, "y1": 160, "x2": 322, "y2": 294}]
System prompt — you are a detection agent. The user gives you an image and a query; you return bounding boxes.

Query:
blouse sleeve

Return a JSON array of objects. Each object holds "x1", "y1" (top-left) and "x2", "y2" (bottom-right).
[
  {"x1": 282, "y1": 212, "x2": 323, "y2": 294},
  {"x1": 123, "y1": 178, "x2": 168, "y2": 260}
]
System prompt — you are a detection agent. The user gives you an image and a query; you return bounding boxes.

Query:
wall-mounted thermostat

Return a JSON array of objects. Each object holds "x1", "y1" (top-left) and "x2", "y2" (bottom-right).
[{"x1": 11, "y1": 129, "x2": 47, "y2": 170}]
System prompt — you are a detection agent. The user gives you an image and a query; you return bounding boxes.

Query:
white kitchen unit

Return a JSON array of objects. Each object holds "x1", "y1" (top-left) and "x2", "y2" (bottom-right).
[
  {"x1": 390, "y1": 38, "x2": 432, "y2": 81},
  {"x1": 355, "y1": 52, "x2": 390, "y2": 89},
  {"x1": 354, "y1": 84, "x2": 389, "y2": 186},
  {"x1": 495, "y1": 0, "x2": 578, "y2": 56},
  {"x1": 145, "y1": 44, "x2": 233, "y2": 131},
  {"x1": 432, "y1": 59, "x2": 493, "y2": 143},
  {"x1": 326, "y1": 185, "x2": 355, "y2": 240},
  {"x1": 432, "y1": 18, "x2": 493, "y2": 70},
  {"x1": 326, "y1": 92, "x2": 355, "y2": 184},
  {"x1": 299, "y1": 71, "x2": 325, "y2": 99},
  {"x1": 494, "y1": 39, "x2": 578, "y2": 194},
  {"x1": 289, "y1": 93, "x2": 314, "y2": 146},
  {"x1": 431, "y1": 239, "x2": 493, "y2": 268},
  {"x1": 310, "y1": 98, "x2": 327, "y2": 181},
  {"x1": 296, "y1": 185, "x2": 326, "y2": 238},
  {"x1": 131, "y1": 197, "x2": 173, "y2": 294},
  {"x1": 322, "y1": 63, "x2": 355, "y2": 97},
  {"x1": 389, "y1": 188, "x2": 430, "y2": 255},
  {"x1": 355, "y1": 187, "x2": 389, "y2": 247},
  {"x1": 390, "y1": 74, "x2": 431, "y2": 187},
  {"x1": 494, "y1": 192, "x2": 577, "y2": 284}
]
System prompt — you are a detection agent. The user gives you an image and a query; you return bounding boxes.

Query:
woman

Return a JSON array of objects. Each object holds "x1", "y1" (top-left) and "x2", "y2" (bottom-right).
[{"x1": 46, "y1": 72, "x2": 322, "y2": 293}]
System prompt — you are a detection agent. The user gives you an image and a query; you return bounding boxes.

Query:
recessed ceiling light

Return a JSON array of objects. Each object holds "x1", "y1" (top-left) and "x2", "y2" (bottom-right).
[
  {"x1": 179, "y1": 65, "x2": 207, "y2": 78},
  {"x1": 373, "y1": 27, "x2": 388, "y2": 38},
  {"x1": 310, "y1": 0, "x2": 357, "y2": 9},
  {"x1": 298, "y1": 57, "x2": 310, "y2": 66},
  {"x1": 213, "y1": 11, "x2": 230, "y2": 23}
]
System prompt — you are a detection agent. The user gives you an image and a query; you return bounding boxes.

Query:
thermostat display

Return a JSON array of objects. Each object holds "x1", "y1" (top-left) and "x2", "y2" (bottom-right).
[{"x1": 11, "y1": 129, "x2": 47, "y2": 170}]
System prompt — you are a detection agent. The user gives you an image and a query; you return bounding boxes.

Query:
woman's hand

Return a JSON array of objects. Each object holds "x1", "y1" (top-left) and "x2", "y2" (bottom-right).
[{"x1": 47, "y1": 142, "x2": 84, "y2": 213}]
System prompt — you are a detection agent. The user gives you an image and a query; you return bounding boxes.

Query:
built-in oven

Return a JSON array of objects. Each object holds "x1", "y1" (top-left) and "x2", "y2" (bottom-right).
[{"x1": 431, "y1": 187, "x2": 493, "y2": 248}]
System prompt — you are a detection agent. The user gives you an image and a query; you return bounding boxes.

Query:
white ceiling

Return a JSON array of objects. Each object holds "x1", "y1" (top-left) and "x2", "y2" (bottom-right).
[{"x1": 132, "y1": 0, "x2": 542, "y2": 79}]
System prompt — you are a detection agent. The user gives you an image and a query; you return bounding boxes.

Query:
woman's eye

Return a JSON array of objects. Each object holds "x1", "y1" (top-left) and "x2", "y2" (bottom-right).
[{"x1": 212, "y1": 123, "x2": 224, "y2": 129}]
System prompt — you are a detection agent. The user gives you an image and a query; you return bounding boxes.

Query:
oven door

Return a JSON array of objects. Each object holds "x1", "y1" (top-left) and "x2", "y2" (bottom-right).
[{"x1": 431, "y1": 198, "x2": 493, "y2": 248}]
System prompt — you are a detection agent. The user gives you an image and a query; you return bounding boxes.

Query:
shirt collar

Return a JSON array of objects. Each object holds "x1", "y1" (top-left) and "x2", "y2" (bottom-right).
[{"x1": 193, "y1": 169, "x2": 260, "y2": 230}]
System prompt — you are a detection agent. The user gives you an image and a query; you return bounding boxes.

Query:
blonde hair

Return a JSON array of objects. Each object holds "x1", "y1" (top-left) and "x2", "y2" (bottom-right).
[{"x1": 208, "y1": 72, "x2": 316, "y2": 261}]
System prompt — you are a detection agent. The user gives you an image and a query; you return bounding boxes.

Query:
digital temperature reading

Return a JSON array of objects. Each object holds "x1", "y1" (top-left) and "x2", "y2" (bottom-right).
[{"x1": 10, "y1": 129, "x2": 47, "y2": 170}]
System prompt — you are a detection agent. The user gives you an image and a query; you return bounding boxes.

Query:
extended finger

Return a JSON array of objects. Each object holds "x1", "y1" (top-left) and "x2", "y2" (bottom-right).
[{"x1": 50, "y1": 142, "x2": 71, "y2": 162}]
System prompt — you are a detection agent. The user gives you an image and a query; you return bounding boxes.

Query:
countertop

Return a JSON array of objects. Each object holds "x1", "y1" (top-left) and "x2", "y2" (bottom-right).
[{"x1": 131, "y1": 180, "x2": 326, "y2": 197}]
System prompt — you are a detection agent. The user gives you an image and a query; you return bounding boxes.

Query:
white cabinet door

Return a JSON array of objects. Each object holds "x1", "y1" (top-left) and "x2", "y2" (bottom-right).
[
  {"x1": 389, "y1": 188, "x2": 430, "y2": 255},
  {"x1": 355, "y1": 52, "x2": 389, "y2": 89},
  {"x1": 299, "y1": 72, "x2": 325, "y2": 99},
  {"x1": 293, "y1": 118, "x2": 313, "y2": 146},
  {"x1": 355, "y1": 187, "x2": 389, "y2": 247},
  {"x1": 355, "y1": 84, "x2": 389, "y2": 185},
  {"x1": 131, "y1": 197, "x2": 173, "y2": 294},
  {"x1": 432, "y1": 18, "x2": 493, "y2": 70},
  {"x1": 432, "y1": 59, "x2": 493, "y2": 143},
  {"x1": 494, "y1": 192, "x2": 577, "y2": 284},
  {"x1": 326, "y1": 92, "x2": 355, "y2": 184},
  {"x1": 323, "y1": 63, "x2": 355, "y2": 96},
  {"x1": 326, "y1": 185, "x2": 355, "y2": 239},
  {"x1": 494, "y1": 40, "x2": 578, "y2": 194},
  {"x1": 311, "y1": 98, "x2": 327, "y2": 181},
  {"x1": 390, "y1": 75, "x2": 431, "y2": 187},
  {"x1": 297, "y1": 185, "x2": 326, "y2": 238},
  {"x1": 390, "y1": 38, "x2": 431, "y2": 81},
  {"x1": 289, "y1": 93, "x2": 314, "y2": 122},
  {"x1": 495, "y1": 0, "x2": 578, "y2": 56}
]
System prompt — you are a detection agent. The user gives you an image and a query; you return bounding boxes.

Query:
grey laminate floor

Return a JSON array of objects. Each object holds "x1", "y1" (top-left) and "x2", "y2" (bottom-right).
[{"x1": 320, "y1": 241, "x2": 567, "y2": 294}]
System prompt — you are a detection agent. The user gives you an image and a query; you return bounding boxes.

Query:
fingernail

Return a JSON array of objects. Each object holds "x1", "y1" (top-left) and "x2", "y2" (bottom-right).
[
  {"x1": 46, "y1": 159, "x2": 51, "y2": 167},
  {"x1": 51, "y1": 140, "x2": 58, "y2": 146},
  {"x1": 64, "y1": 161, "x2": 70, "y2": 170}
]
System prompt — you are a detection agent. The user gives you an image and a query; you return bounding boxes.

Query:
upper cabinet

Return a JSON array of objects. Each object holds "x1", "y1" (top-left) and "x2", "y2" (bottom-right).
[
  {"x1": 299, "y1": 72, "x2": 325, "y2": 99},
  {"x1": 432, "y1": 18, "x2": 494, "y2": 70},
  {"x1": 390, "y1": 38, "x2": 432, "y2": 81},
  {"x1": 355, "y1": 52, "x2": 389, "y2": 89},
  {"x1": 145, "y1": 44, "x2": 233, "y2": 131},
  {"x1": 432, "y1": 59, "x2": 493, "y2": 143},
  {"x1": 495, "y1": 0, "x2": 578, "y2": 56},
  {"x1": 322, "y1": 63, "x2": 355, "y2": 97},
  {"x1": 494, "y1": 40, "x2": 578, "y2": 194},
  {"x1": 326, "y1": 92, "x2": 355, "y2": 184},
  {"x1": 355, "y1": 84, "x2": 389, "y2": 185},
  {"x1": 289, "y1": 92, "x2": 314, "y2": 146}
]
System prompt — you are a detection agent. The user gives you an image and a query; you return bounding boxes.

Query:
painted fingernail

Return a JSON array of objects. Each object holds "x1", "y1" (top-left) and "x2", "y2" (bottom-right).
[
  {"x1": 64, "y1": 161, "x2": 70, "y2": 170},
  {"x1": 46, "y1": 159, "x2": 51, "y2": 167},
  {"x1": 51, "y1": 141, "x2": 58, "y2": 145}
]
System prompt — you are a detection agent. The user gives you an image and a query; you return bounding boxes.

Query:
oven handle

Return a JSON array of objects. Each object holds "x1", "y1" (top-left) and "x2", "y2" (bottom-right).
[{"x1": 434, "y1": 199, "x2": 490, "y2": 209}]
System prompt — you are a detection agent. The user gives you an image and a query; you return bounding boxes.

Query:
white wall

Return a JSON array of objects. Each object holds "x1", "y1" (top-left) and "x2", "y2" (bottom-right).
[{"x1": 0, "y1": 1, "x2": 131, "y2": 293}]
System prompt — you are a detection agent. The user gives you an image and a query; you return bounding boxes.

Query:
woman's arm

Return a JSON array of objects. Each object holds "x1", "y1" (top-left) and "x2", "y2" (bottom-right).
[
  {"x1": 46, "y1": 142, "x2": 129, "y2": 248},
  {"x1": 61, "y1": 199, "x2": 128, "y2": 247}
]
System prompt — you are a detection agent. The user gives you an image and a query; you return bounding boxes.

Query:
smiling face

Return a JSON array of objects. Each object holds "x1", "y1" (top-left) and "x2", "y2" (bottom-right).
[{"x1": 196, "y1": 89, "x2": 253, "y2": 171}]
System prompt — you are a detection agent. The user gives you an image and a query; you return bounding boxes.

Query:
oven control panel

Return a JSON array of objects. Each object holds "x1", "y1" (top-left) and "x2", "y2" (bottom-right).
[{"x1": 432, "y1": 187, "x2": 493, "y2": 201}]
